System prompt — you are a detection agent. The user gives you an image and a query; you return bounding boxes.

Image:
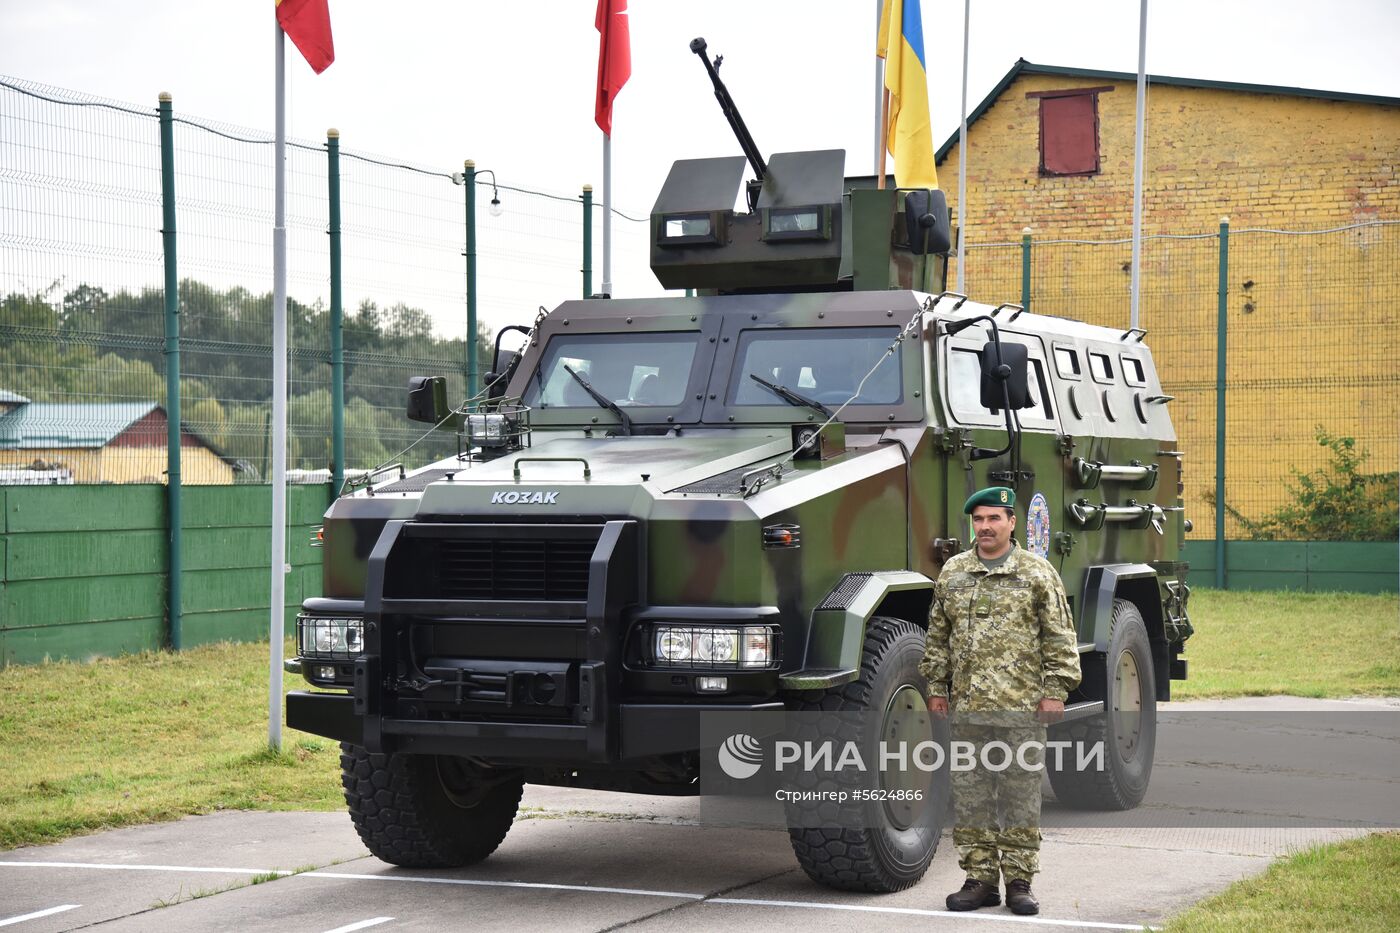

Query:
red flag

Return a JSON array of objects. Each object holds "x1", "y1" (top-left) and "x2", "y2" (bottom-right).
[
  {"x1": 595, "y1": 0, "x2": 631, "y2": 135},
  {"x1": 277, "y1": 0, "x2": 335, "y2": 74}
]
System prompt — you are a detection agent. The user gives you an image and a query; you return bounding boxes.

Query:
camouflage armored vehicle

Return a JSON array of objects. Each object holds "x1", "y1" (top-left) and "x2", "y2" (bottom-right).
[{"x1": 287, "y1": 40, "x2": 1192, "y2": 892}]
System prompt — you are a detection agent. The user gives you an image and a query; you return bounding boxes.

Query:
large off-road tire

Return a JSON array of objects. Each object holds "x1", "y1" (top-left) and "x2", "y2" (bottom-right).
[
  {"x1": 340, "y1": 744, "x2": 524, "y2": 867},
  {"x1": 784, "y1": 617, "x2": 949, "y2": 893},
  {"x1": 1047, "y1": 598, "x2": 1157, "y2": 810}
]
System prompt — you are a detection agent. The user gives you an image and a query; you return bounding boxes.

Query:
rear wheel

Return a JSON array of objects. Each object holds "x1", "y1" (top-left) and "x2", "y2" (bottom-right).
[
  {"x1": 784, "y1": 617, "x2": 949, "y2": 892},
  {"x1": 340, "y1": 744, "x2": 524, "y2": 867},
  {"x1": 1047, "y1": 598, "x2": 1157, "y2": 809}
]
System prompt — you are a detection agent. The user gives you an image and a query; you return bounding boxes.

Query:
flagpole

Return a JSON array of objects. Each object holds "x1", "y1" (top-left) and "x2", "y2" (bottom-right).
[
  {"x1": 873, "y1": 0, "x2": 885, "y2": 185},
  {"x1": 1129, "y1": 0, "x2": 1149, "y2": 330},
  {"x1": 601, "y1": 134, "x2": 612, "y2": 296},
  {"x1": 269, "y1": 16, "x2": 288, "y2": 752},
  {"x1": 955, "y1": 0, "x2": 970, "y2": 293}
]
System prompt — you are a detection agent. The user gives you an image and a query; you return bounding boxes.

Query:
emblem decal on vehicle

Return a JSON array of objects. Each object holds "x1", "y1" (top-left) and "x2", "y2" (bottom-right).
[
  {"x1": 1027, "y1": 491, "x2": 1051, "y2": 558},
  {"x1": 491, "y1": 490, "x2": 559, "y2": 504}
]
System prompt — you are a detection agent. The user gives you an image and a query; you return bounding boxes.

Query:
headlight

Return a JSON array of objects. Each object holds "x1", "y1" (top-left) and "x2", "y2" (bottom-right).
[
  {"x1": 651, "y1": 624, "x2": 777, "y2": 669},
  {"x1": 297, "y1": 615, "x2": 364, "y2": 659}
]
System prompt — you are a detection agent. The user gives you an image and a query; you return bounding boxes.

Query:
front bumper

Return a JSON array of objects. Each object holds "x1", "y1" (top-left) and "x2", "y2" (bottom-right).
[{"x1": 287, "y1": 690, "x2": 784, "y2": 760}]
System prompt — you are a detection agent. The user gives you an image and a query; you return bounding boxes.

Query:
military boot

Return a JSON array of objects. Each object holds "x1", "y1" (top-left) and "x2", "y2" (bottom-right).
[
  {"x1": 946, "y1": 877, "x2": 1001, "y2": 911},
  {"x1": 1005, "y1": 878, "x2": 1040, "y2": 915}
]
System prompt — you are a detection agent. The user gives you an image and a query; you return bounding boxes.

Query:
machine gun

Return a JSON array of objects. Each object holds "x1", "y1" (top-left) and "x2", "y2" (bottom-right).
[{"x1": 690, "y1": 37, "x2": 766, "y2": 212}]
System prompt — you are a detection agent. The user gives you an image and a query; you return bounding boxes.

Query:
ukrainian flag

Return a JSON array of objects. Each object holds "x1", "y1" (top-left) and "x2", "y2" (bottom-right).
[{"x1": 877, "y1": 0, "x2": 938, "y2": 189}]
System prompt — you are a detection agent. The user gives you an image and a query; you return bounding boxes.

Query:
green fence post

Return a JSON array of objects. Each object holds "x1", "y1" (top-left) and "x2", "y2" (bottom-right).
[
  {"x1": 1215, "y1": 216, "x2": 1229, "y2": 589},
  {"x1": 158, "y1": 92, "x2": 182, "y2": 651},
  {"x1": 582, "y1": 184, "x2": 593, "y2": 298},
  {"x1": 1021, "y1": 226, "x2": 1032, "y2": 314},
  {"x1": 463, "y1": 159, "x2": 479, "y2": 397},
  {"x1": 327, "y1": 129, "x2": 344, "y2": 497}
]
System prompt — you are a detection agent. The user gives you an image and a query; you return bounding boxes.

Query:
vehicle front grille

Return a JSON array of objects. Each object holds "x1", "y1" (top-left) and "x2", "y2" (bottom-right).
[
  {"x1": 436, "y1": 537, "x2": 596, "y2": 601},
  {"x1": 384, "y1": 524, "x2": 603, "y2": 602}
]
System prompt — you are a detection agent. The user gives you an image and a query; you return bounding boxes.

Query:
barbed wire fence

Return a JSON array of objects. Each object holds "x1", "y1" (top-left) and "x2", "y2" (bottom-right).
[{"x1": 0, "y1": 75, "x2": 652, "y2": 483}]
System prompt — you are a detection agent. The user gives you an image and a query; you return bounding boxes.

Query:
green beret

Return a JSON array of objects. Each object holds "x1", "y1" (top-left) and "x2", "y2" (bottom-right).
[{"x1": 964, "y1": 486, "x2": 1016, "y2": 513}]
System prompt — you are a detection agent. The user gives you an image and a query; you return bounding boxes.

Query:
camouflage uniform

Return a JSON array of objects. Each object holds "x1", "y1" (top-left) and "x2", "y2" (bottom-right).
[{"x1": 920, "y1": 541, "x2": 1081, "y2": 884}]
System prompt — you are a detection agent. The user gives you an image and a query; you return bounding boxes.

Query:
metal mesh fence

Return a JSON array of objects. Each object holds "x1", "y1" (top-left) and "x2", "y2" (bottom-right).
[
  {"x1": 3, "y1": 75, "x2": 1395, "y2": 539},
  {"x1": 0, "y1": 75, "x2": 652, "y2": 485},
  {"x1": 962, "y1": 224, "x2": 1400, "y2": 539}
]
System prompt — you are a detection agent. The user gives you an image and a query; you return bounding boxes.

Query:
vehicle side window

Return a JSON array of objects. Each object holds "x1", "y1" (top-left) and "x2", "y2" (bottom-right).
[
  {"x1": 1031, "y1": 359, "x2": 1054, "y2": 418},
  {"x1": 1089, "y1": 351, "x2": 1113, "y2": 383},
  {"x1": 947, "y1": 344, "x2": 1056, "y2": 426},
  {"x1": 990, "y1": 358, "x2": 1053, "y2": 420},
  {"x1": 1120, "y1": 355, "x2": 1147, "y2": 387},
  {"x1": 1054, "y1": 346, "x2": 1082, "y2": 379}
]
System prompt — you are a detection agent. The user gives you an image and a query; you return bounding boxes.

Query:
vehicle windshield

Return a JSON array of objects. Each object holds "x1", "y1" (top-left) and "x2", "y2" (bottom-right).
[
  {"x1": 726, "y1": 326, "x2": 903, "y2": 407},
  {"x1": 523, "y1": 332, "x2": 699, "y2": 409}
]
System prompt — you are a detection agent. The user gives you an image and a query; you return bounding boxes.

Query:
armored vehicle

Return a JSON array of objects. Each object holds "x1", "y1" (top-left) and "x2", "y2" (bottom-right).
[{"x1": 287, "y1": 40, "x2": 1192, "y2": 892}]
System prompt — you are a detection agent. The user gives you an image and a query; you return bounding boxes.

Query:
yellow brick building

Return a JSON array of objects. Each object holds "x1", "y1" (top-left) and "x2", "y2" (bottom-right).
[{"x1": 933, "y1": 61, "x2": 1399, "y2": 536}]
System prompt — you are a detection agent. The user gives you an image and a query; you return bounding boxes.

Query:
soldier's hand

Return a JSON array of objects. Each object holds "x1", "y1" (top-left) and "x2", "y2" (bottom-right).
[
  {"x1": 926, "y1": 696, "x2": 949, "y2": 718},
  {"x1": 1036, "y1": 698, "x2": 1065, "y2": 724}
]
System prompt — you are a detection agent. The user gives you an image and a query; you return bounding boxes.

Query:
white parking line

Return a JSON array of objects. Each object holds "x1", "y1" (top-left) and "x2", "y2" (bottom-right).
[
  {"x1": 0, "y1": 905, "x2": 81, "y2": 928},
  {"x1": 301, "y1": 871, "x2": 704, "y2": 900},
  {"x1": 322, "y1": 918, "x2": 395, "y2": 933},
  {"x1": 709, "y1": 897, "x2": 1158, "y2": 930},
  {"x1": 0, "y1": 861, "x2": 289, "y2": 876},
  {"x1": 0, "y1": 862, "x2": 1161, "y2": 930}
]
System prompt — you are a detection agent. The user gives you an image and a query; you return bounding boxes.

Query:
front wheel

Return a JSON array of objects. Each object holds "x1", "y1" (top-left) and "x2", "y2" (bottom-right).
[
  {"x1": 784, "y1": 617, "x2": 949, "y2": 892},
  {"x1": 1047, "y1": 598, "x2": 1157, "y2": 809},
  {"x1": 340, "y1": 744, "x2": 524, "y2": 867}
]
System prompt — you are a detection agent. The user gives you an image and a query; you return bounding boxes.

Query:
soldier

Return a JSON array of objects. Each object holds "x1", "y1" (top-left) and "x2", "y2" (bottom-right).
[{"x1": 921, "y1": 486, "x2": 1082, "y2": 916}]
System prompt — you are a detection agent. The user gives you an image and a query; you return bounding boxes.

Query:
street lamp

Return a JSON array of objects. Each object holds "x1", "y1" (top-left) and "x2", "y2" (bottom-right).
[{"x1": 451, "y1": 162, "x2": 504, "y2": 397}]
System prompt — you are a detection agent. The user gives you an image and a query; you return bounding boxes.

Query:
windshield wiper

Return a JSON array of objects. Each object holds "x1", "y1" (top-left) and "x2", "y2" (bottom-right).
[
  {"x1": 747, "y1": 373, "x2": 834, "y2": 419},
  {"x1": 563, "y1": 364, "x2": 633, "y2": 436}
]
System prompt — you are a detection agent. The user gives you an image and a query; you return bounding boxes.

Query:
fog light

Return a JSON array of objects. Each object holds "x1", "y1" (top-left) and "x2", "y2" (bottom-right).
[
  {"x1": 697, "y1": 676, "x2": 728, "y2": 692},
  {"x1": 316, "y1": 665, "x2": 336, "y2": 680}
]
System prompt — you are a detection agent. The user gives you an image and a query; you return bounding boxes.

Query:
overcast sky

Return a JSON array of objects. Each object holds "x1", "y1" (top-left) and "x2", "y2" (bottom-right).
[{"x1": 3, "y1": 0, "x2": 1397, "y2": 330}]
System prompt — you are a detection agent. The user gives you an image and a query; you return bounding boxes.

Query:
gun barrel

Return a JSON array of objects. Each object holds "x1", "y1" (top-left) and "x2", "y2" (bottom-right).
[{"x1": 690, "y1": 37, "x2": 767, "y2": 183}]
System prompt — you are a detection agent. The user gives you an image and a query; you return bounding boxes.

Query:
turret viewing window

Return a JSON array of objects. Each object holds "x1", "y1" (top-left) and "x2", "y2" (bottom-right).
[{"x1": 1027, "y1": 86, "x2": 1111, "y2": 177}]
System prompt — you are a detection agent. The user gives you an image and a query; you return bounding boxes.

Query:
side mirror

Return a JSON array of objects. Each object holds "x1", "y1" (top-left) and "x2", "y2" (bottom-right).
[
  {"x1": 406, "y1": 375, "x2": 450, "y2": 423},
  {"x1": 977, "y1": 341, "x2": 1032, "y2": 410},
  {"x1": 903, "y1": 189, "x2": 951, "y2": 255}
]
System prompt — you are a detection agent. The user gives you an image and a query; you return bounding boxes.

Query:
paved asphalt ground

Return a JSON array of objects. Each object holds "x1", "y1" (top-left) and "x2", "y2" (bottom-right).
[{"x1": 2, "y1": 698, "x2": 1394, "y2": 933}]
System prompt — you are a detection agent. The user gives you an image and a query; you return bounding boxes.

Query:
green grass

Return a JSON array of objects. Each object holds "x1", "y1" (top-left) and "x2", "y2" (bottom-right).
[
  {"x1": 1172, "y1": 589, "x2": 1400, "y2": 699},
  {"x1": 1, "y1": 589, "x2": 1396, "y2": 851},
  {"x1": 1164, "y1": 832, "x2": 1400, "y2": 931},
  {"x1": 0, "y1": 640, "x2": 343, "y2": 850}
]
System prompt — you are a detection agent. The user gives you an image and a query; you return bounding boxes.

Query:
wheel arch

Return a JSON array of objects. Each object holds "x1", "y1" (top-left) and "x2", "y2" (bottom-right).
[
  {"x1": 1081, "y1": 564, "x2": 1170, "y2": 702},
  {"x1": 779, "y1": 571, "x2": 933, "y2": 691}
]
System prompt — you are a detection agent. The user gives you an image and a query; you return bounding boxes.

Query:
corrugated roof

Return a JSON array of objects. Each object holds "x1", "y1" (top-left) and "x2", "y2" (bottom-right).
[
  {"x1": 0, "y1": 390, "x2": 31, "y2": 405},
  {"x1": 937, "y1": 59, "x2": 1400, "y2": 164},
  {"x1": 0, "y1": 401, "x2": 159, "y2": 449}
]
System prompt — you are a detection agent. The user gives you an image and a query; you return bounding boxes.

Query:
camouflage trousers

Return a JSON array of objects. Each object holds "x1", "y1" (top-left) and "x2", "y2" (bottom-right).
[{"x1": 951, "y1": 721, "x2": 1045, "y2": 884}]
